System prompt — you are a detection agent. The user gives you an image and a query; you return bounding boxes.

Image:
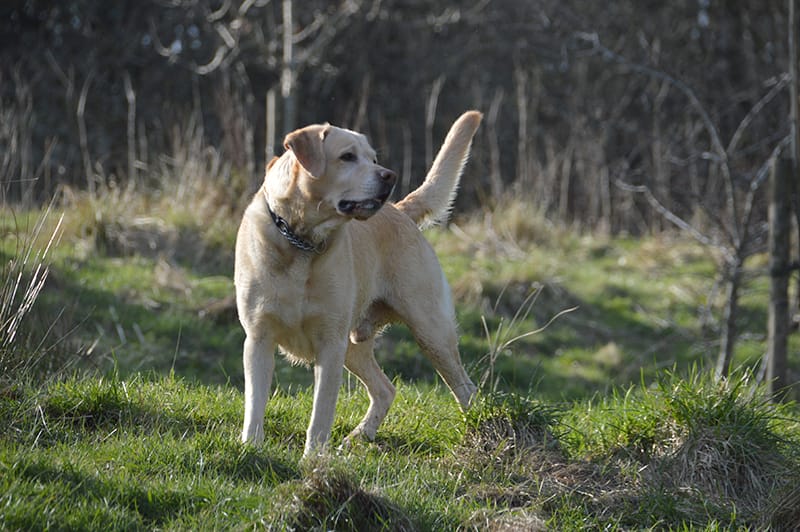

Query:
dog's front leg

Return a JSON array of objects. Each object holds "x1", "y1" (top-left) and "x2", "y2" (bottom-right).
[
  {"x1": 303, "y1": 343, "x2": 346, "y2": 457},
  {"x1": 241, "y1": 334, "x2": 275, "y2": 445}
]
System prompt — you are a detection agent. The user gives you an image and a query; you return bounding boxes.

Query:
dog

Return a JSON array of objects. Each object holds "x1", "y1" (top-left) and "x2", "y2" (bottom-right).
[{"x1": 235, "y1": 111, "x2": 482, "y2": 457}]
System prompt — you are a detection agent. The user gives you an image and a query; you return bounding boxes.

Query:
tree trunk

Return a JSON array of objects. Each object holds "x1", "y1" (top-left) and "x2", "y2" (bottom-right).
[
  {"x1": 123, "y1": 71, "x2": 136, "y2": 185},
  {"x1": 265, "y1": 87, "x2": 276, "y2": 160},
  {"x1": 425, "y1": 75, "x2": 445, "y2": 168},
  {"x1": 789, "y1": 0, "x2": 800, "y2": 317},
  {"x1": 715, "y1": 262, "x2": 741, "y2": 379},
  {"x1": 77, "y1": 71, "x2": 95, "y2": 196},
  {"x1": 281, "y1": 0, "x2": 295, "y2": 133},
  {"x1": 767, "y1": 157, "x2": 792, "y2": 401},
  {"x1": 515, "y1": 66, "x2": 529, "y2": 193},
  {"x1": 487, "y1": 89, "x2": 504, "y2": 199}
]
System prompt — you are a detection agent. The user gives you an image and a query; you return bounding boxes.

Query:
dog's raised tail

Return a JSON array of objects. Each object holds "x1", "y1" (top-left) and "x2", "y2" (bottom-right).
[{"x1": 396, "y1": 110, "x2": 482, "y2": 227}]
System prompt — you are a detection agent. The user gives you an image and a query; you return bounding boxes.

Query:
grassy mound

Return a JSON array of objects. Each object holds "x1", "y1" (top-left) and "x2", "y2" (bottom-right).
[
  {"x1": 566, "y1": 369, "x2": 800, "y2": 528},
  {"x1": 279, "y1": 463, "x2": 416, "y2": 531}
]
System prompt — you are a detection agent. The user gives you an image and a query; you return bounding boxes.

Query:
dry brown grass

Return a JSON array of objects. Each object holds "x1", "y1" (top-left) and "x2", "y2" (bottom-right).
[
  {"x1": 56, "y1": 159, "x2": 245, "y2": 276},
  {"x1": 648, "y1": 421, "x2": 800, "y2": 528}
]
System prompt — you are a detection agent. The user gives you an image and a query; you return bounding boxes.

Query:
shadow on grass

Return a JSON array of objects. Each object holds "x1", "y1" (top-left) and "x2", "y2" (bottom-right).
[
  {"x1": 13, "y1": 460, "x2": 215, "y2": 527},
  {"x1": 11, "y1": 448, "x2": 298, "y2": 528},
  {"x1": 379, "y1": 280, "x2": 707, "y2": 402},
  {"x1": 347, "y1": 431, "x2": 452, "y2": 457},
  {"x1": 34, "y1": 256, "x2": 246, "y2": 385},
  {"x1": 209, "y1": 445, "x2": 297, "y2": 483}
]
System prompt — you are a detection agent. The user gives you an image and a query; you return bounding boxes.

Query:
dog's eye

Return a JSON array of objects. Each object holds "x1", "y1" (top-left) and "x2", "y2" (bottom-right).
[{"x1": 340, "y1": 152, "x2": 357, "y2": 162}]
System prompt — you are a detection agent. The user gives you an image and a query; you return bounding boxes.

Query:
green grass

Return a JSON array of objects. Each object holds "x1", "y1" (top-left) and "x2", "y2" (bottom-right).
[
  {"x1": 2, "y1": 190, "x2": 800, "y2": 529},
  {"x1": 2, "y1": 372, "x2": 797, "y2": 529}
]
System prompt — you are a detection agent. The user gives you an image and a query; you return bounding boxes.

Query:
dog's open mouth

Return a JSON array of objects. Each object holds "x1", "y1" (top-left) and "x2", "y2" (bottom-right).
[{"x1": 337, "y1": 187, "x2": 394, "y2": 220}]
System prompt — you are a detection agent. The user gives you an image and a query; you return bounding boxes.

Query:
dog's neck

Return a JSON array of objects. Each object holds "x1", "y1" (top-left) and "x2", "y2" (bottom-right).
[
  {"x1": 263, "y1": 190, "x2": 322, "y2": 253},
  {"x1": 262, "y1": 154, "x2": 347, "y2": 254}
]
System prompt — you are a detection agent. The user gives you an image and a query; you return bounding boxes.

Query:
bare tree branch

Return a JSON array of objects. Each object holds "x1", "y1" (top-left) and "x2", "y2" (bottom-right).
[
  {"x1": 728, "y1": 74, "x2": 790, "y2": 155},
  {"x1": 614, "y1": 178, "x2": 734, "y2": 264},
  {"x1": 576, "y1": 32, "x2": 740, "y2": 243},
  {"x1": 294, "y1": 1, "x2": 363, "y2": 69}
]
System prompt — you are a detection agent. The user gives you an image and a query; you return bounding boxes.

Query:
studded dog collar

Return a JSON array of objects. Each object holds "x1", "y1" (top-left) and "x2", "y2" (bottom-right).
[{"x1": 263, "y1": 191, "x2": 322, "y2": 253}]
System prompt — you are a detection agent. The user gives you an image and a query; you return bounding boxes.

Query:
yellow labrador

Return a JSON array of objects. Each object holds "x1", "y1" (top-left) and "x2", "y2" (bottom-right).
[{"x1": 235, "y1": 111, "x2": 482, "y2": 457}]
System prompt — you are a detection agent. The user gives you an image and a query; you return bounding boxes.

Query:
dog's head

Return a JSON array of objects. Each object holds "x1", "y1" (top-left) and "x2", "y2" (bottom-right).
[{"x1": 281, "y1": 124, "x2": 397, "y2": 221}]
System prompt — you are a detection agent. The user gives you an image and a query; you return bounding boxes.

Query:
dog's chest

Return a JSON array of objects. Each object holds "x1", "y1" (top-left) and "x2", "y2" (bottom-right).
[{"x1": 264, "y1": 261, "x2": 351, "y2": 360}]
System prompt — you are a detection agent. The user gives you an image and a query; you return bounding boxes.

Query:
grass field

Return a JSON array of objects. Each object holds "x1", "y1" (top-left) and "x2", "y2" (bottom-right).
[{"x1": 1, "y1": 187, "x2": 799, "y2": 530}]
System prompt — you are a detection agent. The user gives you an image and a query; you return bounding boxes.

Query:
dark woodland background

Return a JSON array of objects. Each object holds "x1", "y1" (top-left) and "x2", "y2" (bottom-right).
[{"x1": 0, "y1": 1, "x2": 790, "y2": 237}]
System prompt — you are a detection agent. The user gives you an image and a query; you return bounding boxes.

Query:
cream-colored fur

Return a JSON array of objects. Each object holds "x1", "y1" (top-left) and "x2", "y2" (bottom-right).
[{"x1": 235, "y1": 111, "x2": 482, "y2": 457}]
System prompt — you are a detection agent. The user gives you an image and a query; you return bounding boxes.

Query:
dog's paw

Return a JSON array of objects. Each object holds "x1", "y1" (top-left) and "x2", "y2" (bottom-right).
[
  {"x1": 339, "y1": 425, "x2": 376, "y2": 452},
  {"x1": 300, "y1": 448, "x2": 330, "y2": 466},
  {"x1": 241, "y1": 426, "x2": 265, "y2": 446},
  {"x1": 337, "y1": 437, "x2": 355, "y2": 453}
]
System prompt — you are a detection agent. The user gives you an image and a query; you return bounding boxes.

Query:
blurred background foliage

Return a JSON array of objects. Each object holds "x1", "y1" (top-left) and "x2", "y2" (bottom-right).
[{"x1": 0, "y1": 0, "x2": 789, "y2": 234}]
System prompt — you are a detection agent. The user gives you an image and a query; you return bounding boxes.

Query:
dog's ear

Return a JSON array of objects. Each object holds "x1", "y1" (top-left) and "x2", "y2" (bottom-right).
[{"x1": 284, "y1": 124, "x2": 330, "y2": 178}]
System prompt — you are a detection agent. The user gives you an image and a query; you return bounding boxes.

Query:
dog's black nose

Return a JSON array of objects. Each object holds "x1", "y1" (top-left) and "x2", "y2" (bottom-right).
[{"x1": 378, "y1": 169, "x2": 397, "y2": 185}]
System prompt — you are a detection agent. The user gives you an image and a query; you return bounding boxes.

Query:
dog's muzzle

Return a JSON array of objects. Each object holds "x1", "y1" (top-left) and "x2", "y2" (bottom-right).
[{"x1": 337, "y1": 169, "x2": 397, "y2": 220}]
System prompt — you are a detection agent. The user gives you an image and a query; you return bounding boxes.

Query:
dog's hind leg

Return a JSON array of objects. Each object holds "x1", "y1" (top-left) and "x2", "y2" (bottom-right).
[
  {"x1": 398, "y1": 290, "x2": 477, "y2": 410},
  {"x1": 412, "y1": 320, "x2": 477, "y2": 411},
  {"x1": 343, "y1": 338, "x2": 396, "y2": 442}
]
